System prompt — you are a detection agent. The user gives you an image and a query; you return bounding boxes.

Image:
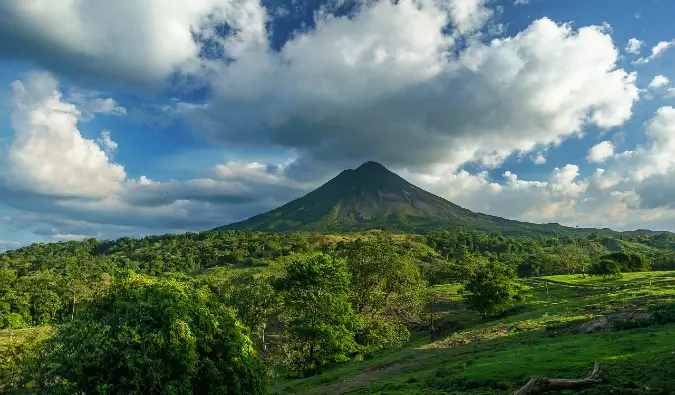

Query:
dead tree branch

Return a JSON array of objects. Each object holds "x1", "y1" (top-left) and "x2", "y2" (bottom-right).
[{"x1": 512, "y1": 361, "x2": 602, "y2": 395}]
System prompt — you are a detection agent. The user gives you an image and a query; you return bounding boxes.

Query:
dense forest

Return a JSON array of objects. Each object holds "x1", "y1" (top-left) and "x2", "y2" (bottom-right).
[{"x1": 2, "y1": 229, "x2": 675, "y2": 393}]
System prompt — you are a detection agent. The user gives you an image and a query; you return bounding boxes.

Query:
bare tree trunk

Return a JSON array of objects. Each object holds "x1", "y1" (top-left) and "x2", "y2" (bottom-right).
[{"x1": 512, "y1": 361, "x2": 602, "y2": 395}]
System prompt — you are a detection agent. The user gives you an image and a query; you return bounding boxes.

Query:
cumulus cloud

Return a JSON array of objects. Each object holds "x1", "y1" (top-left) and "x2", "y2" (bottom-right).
[
  {"x1": 3, "y1": 72, "x2": 126, "y2": 199},
  {"x1": 69, "y1": 93, "x2": 127, "y2": 120},
  {"x1": 587, "y1": 141, "x2": 615, "y2": 163},
  {"x1": 585, "y1": 107, "x2": 675, "y2": 211},
  {"x1": 403, "y1": 158, "x2": 675, "y2": 231},
  {"x1": 648, "y1": 75, "x2": 669, "y2": 89},
  {"x1": 184, "y1": 9, "x2": 638, "y2": 176},
  {"x1": 533, "y1": 152, "x2": 547, "y2": 165},
  {"x1": 0, "y1": 0, "x2": 268, "y2": 87},
  {"x1": 514, "y1": 0, "x2": 529, "y2": 5},
  {"x1": 624, "y1": 38, "x2": 643, "y2": 54},
  {"x1": 0, "y1": 73, "x2": 311, "y2": 238},
  {"x1": 97, "y1": 130, "x2": 119, "y2": 156},
  {"x1": 445, "y1": 0, "x2": 493, "y2": 35},
  {"x1": 404, "y1": 164, "x2": 595, "y2": 226},
  {"x1": 634, "y1": 40, "x2": 675, "y2": 64}
]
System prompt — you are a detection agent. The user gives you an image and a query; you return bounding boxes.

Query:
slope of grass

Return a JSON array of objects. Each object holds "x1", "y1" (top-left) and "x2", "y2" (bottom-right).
[{"x1": 273, "y1": 272, "x2": 675, "y2": 394}]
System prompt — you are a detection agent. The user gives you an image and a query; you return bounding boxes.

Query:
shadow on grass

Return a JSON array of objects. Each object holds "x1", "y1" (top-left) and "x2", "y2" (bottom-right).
[{"x1": 281, "y1": 323, "x2": 675, "y2": 395}]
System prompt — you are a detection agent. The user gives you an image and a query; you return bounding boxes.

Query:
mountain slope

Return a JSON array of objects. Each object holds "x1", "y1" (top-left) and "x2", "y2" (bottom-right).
[{"x1": 215, "y1": 161, "x2": 613, "y2": 236}]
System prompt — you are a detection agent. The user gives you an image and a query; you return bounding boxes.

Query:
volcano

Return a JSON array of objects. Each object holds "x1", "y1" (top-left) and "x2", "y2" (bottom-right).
[{"x1": 215, "y1": 161, "x2": 611, "y2": 236}]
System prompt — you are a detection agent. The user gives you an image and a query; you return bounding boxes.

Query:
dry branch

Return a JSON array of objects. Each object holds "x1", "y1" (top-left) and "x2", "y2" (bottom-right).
[{"x1": 512, "y1": 361, "x2": 602, "y2": 395}]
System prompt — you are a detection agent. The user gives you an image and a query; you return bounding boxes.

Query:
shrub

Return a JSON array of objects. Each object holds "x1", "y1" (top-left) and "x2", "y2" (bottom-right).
[
  {"x1": 589, "y1": 259, "x2": 622, "y2": 279},
  {"x1": 20, "y1": 274, "x2": 267, "y2": 395},
  {"x1": 462, "y1": 262, "x2": 523, "y2": 318}
]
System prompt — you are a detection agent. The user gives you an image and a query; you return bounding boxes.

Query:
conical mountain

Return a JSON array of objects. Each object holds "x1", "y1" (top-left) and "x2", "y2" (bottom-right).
[{"x1": 216, "y1": 161, "x2": 607, "y2": 235}]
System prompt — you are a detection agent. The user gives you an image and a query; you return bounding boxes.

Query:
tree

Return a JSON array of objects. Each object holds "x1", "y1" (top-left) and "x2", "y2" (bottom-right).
[
  {"x1": 339, "y1": 239, "x2": 426, "y2": 319},
  {"x1": 273, "y1": 252, "x2": 356, "y2": 373},
  {"x1": 462, "y1": 262, "x2": 523, "y2": 318},
  {"x1": 338, "y1": 239, "x2": 426, "y2": 353},
  {"x1": 589, "y1": 259, "x2": 622, "y2": 279},
  {"x1": 21, "y1": 274, "x2": 267, "y2": 395},
  {"x1": 227, "y1": 272, "x2": 277, "y2": 353},
  {"x1": 601, "y1": 252, "x2": 649, "y2": 272}
]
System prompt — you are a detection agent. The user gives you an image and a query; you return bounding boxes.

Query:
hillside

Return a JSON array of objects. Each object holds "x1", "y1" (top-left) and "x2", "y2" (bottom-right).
[
  {"x1": 216, "y1": 161, "x2": 614, "y2": 236},
  {"x1": 274, "y1": 272, "x2": 675, "y2": 394}
]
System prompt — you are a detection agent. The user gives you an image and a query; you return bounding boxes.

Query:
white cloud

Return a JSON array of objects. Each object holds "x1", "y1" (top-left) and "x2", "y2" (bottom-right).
[
  {"x1": 69, "y1": 93, "x2": 127, "y2": 119},
  {"x1": 624, "y1": 38, "x2": 643, "y2": 54},
  {"x1": 0, "y1": 73, "x2": 315, "y2": 238},
  {"x1": 634, "y1": 40, "x2": 675, "y2": 64},
  {"x1": 514, "y1": 0, "x2": 529, "y2": 5},
  {"x1": 0, "y1": 0, "x2": 268, "y2": 86},
  {"x1": 185, "y1": 12, "x2": 638, "y2": 175},
  {"x1": 404, "y1": 164, "x2": 594, "y2": 225},
  {"x1": 97, "y1": 130, "x2": 119, "y2": 156},
  {"x1": 3, "y1": 72, "x2": 126, "y2": 199},
  {"x1": 445, "y1": 0, "x2": 493, "y2": 35},
  {"x1": 648, "y1": 75, "x2": 669, "y2": 89},
  {"x1": 587, "y1": 141, "x2": 615, "y2": 163},
  {"x1": 586, "y1": 107, "x2": 675, "y2": 208},
  {"x1": 665, "y1": 88, "x2": 675, "y2": 99},
  {"x1": 533, "y1": 152, "x2": 547, "y2": 165}
]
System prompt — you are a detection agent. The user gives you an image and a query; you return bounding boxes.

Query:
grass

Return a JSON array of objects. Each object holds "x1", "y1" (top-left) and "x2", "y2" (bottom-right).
[{"x1": 273, "y1": 271, "x2": 675, "y2": 394}]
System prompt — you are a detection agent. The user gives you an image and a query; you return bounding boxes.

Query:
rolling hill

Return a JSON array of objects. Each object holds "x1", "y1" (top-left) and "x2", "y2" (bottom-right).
[{"x1": 215, "y1": 161, "x2": 616, "y2": 236}]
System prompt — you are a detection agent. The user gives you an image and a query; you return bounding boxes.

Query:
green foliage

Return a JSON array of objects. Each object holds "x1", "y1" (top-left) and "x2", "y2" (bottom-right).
[
  {"x1": 337, "y1": 238, "x2": 426, "y2": 353},
  {"x1": 589, "y1": 259, "x2": 623, "y2": 279},
  {"x1": 3, "y1": 226, "x2": 675, "y2": 391},
  {"x1": 338, "y1": 238, "x2": 426, "y2": 318},
  {"x1": 19, "y1": 274, "x2": 267, "y2": 395},
  {"x1": 601, "y1": 251, "x2": 649, "y2": 272},
  {"x1": 226, "y1": 272, "x2": 277, "y2": 351},
  {"x1": 462, "y1": 262, "x2": 523, "y2": 317},
  {"x1": 273, "y1": 252, "x2": 356, "y2": 373}
]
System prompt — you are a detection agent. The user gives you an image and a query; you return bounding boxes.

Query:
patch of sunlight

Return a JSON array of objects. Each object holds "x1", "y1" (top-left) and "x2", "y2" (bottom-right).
[{"x1": 601, "y1": 354, "x2": 632, "y2": 362}]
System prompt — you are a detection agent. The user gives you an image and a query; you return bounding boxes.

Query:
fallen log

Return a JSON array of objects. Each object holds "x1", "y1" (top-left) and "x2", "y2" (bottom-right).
[{"x1": 512, "y1": 361, "x2": 602, "y2": 395}]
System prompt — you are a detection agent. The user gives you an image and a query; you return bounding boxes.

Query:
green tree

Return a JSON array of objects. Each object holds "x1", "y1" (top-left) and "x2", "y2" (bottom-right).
[
  {"x1": 273, "y1": 252, "x2": 356, "y2": 373},
  {"x1": 589, "y1": 259, "x2": 623, "y2": 279},
  {"x1": 338, "y1": 239, "x2": 426, "y2": 353},
  {"x1": 462, "y1": 262, "x2": 523, "y2": 318},
  {"x1": 21, "y1": 274, "x2": 267, "y2": 395},
  {"x1": 601, "y1": 252, "x2": 649, "y2": 272},
  {"x1": 227, "y1": 272, "x2": 277, "y2": 353},
  {"x1": 339, "y1": 239, "x2": 426, "y2": 320}
]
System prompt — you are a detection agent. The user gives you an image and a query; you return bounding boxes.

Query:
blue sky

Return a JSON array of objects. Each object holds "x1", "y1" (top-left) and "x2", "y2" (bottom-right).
[{"x1": 1, "y1": 0, "x2": 675, "y2": 249}]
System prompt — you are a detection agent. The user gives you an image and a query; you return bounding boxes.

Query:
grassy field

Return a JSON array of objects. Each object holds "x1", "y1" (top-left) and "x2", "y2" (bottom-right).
[{"x1": 272, "y1": 272, "x2": 675, "y2": 394}]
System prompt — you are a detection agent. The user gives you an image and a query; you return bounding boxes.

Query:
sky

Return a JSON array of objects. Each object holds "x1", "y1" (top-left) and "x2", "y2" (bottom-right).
[{"x1": 1, "y1": 0, "x2": 675, "y2": 249}]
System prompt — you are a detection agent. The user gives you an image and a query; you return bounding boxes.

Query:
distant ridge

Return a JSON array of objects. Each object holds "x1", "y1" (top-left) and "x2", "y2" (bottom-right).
[{"x1": 215, "y1": 161, "x2": 618, "y2": 236}]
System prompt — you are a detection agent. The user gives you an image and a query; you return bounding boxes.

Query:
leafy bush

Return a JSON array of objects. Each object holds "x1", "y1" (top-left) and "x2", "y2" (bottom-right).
[
  {"x1": 462, "y1": 262, "x2": 523, "y2": 318},
  {"x1": 19, "y1": 274, "x2": 267, "y2": 394},
  {"x1": 601, "y1": 251, "x2": 649, "y2": 272},
  {"x1": 589, "y1": 259, "x2": 622, "y2": 279},
  {"x1": 273, "y1": 252, "x2": 356, "y2": 373},
  {"x1": 352, "y1": 315, "x2": 409, "y2": 354}
]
